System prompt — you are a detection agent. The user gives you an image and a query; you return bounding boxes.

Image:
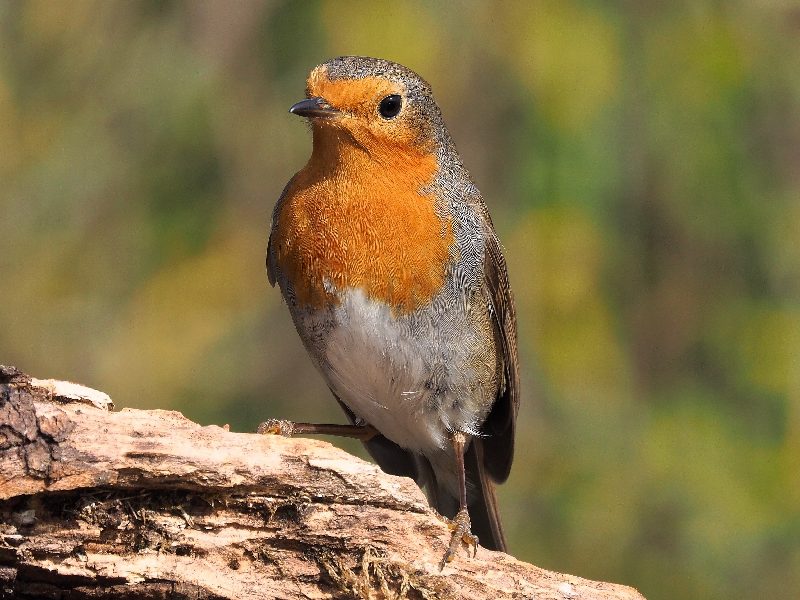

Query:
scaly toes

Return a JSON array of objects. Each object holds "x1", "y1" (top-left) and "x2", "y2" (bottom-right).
[
  {"x1": 439, "y1": 509, "x2": 478, "y2": 570},
  {"x1": 257, "y1": 418, "x2": 295, "y2": 436}
]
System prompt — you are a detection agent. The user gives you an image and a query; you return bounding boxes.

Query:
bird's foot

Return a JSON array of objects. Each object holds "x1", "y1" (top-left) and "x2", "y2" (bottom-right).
[
  {"x1": 257, "y1": 418, "x2": 296, "y2": 437},
  {"x1": 257, "y1": 420, "x2": 379, "y2": 441},
  {"x1": 439, "y1": 508, "x2": 478, "y2": 570}
]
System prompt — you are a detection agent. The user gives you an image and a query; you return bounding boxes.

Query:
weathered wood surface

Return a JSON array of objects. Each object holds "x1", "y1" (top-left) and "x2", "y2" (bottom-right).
[{"x1": 0, "y1": 366, "x2": 645, "y2": 599}]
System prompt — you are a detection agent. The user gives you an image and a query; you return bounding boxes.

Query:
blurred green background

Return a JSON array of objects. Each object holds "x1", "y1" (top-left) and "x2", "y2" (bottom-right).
[{"x1": 2, "y1": 1, "x2": 798, "y2": 598}]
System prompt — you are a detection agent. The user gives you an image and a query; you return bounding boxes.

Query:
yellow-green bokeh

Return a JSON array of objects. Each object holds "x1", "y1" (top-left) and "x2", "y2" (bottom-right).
[{"x1": 1, "y1": 2, "x2": 798, "y2": 598}]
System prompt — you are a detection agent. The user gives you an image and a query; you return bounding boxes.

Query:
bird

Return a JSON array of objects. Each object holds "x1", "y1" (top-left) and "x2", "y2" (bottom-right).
[{"x1": 265, "y1": 56, "x2": 519, "y2": 566}]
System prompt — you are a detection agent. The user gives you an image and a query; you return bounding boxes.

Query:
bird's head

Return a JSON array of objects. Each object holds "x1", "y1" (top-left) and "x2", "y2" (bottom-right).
[{"x1": 290, "y1": 56, "x2": 448, "y2": 160}]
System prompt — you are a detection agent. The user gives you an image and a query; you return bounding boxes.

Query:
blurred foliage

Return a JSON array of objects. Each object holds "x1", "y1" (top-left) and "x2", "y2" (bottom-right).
[{"x1": 1, "y1": 1, "x2": 799, "y2": 598}]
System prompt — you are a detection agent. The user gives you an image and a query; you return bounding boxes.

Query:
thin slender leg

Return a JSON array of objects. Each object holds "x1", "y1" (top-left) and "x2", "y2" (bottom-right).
[
  {"x1": 257, "y1": 418, "x2": 379, "y2": 442},
  {"x1": 439, "y1": 431, "x2": 478, "y2": 570}
]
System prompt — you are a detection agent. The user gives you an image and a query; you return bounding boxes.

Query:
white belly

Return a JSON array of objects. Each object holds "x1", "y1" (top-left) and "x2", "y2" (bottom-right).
[{"x1": 294, "y1": 288, "x2": 486, "y2": 456}]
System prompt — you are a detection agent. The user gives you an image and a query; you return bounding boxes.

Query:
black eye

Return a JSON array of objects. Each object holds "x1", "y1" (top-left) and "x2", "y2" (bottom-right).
[{"x1": 378, "y1": 95, "x2": 402, "y2": 119}]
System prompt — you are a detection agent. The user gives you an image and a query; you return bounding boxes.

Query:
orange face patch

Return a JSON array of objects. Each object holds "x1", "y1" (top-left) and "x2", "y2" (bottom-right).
[
  {"x1": 304, "y1": 66, "x2": 424, "y2": 150},
  {"x1": 308, "y1": 66, "x2": 399, "y2": 116},
  {"x1": 272, "y1": 123, "x2": 452, "y2": 313}
]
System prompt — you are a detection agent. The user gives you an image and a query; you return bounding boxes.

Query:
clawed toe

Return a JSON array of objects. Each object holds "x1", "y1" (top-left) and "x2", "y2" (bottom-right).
[
  {"x1": 257, "y1": 418, "x2": 295, "y2": 436},
  {"x1": 439, "y1": 509, "x2": 478, "y2": 570}
]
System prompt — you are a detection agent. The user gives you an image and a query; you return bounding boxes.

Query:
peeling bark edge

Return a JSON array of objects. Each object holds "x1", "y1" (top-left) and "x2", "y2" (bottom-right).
[{"x1": 0, "y1": 367, "x2": 646, "y2": 600}]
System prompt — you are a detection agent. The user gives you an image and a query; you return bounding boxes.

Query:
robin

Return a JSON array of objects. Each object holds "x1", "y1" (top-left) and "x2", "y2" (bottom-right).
[{"x1": 265, "y1": 56, "x2": 519, "y2": 566}]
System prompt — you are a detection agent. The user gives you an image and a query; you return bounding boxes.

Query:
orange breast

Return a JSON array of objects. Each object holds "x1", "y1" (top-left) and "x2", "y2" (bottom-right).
[{"x1": 272, "y1": 130, "x2": 453, "y2": 314}]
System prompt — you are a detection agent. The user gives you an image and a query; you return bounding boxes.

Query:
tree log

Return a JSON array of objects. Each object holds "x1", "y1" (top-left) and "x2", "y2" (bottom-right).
[{"x1": 0, "y1": 366, "x2": 645, "y2": 600}]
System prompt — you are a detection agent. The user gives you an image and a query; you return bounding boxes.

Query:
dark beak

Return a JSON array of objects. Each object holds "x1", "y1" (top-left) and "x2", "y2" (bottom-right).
[{"x1": 289, "y1": 97, "x2": 338, "y2": 119}]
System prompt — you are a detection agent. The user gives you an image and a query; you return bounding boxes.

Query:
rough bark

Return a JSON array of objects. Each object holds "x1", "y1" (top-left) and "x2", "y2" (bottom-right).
[{"x1": 0, "y1": 366, "x2": 645, "y2": 600}]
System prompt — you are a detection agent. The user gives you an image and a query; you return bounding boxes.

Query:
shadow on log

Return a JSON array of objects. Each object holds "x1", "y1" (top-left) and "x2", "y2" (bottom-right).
[{"x1": 0, "y1": 366, "x2": 645, "y2": 599}]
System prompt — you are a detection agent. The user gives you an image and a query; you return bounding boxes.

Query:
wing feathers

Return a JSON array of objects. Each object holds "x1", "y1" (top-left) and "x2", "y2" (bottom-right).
[{"x1": 480, "y1": 212, "x2": 520, "y2": 484}]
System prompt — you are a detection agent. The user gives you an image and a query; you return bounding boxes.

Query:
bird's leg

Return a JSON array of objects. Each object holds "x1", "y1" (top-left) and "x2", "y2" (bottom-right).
[
  {"x1": 257, "y1": 419, "x2": 379, "y2": 442},
  {"x1": 439, "y1": 431, "x2": 478, "y2": 570}
]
